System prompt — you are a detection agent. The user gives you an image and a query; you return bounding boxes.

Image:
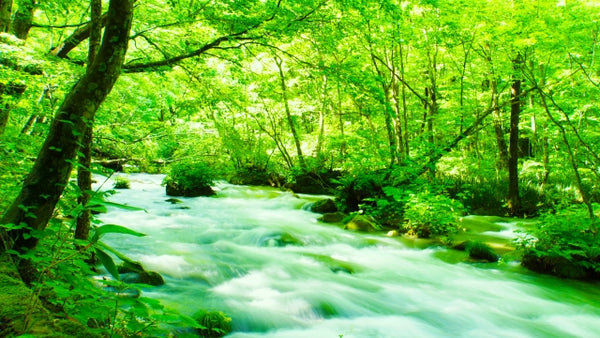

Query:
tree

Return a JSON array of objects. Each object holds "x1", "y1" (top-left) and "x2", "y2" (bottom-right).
[
  {"x1": 75, "y1": 0, "x2": 103, "y2": 242},
  {"x1": 507, "y1": 54, "x2": 523, "y2": 216},
  {"x1": 1, "y1": 0, "x2": 133, "y2": 254},
  {"x1": 0, "y1": 0, "x2": 11, "y2": 32},
  {"x1": 10, "y1": 0, "x2": 36, "y2": 39}
]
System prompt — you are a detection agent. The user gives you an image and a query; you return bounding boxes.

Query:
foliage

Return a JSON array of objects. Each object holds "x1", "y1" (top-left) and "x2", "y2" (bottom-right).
[
  {"x1": 517, "y1": 205, "x2": 600, "y2": 279},
  {"x1": 402, "y1": 191, "x2": 465, "y2": 238},
  {"x1": 163, "y1": 160, "x2": 216, "y2": 191},
  {"x1": 193, "y1": 310, "x2": 233, "y2": 337},
  {"x1": 113, "y1": 176, "x2": 130, "y2": 189}
]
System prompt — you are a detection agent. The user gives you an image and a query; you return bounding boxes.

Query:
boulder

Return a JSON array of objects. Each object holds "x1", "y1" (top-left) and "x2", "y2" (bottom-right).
[
  {"x1": 344, "y1": 215, "x2": 381, "y2": 232},
  {"x1": 521, "y1": 252, "x2": 598, "y2": 280},
  {"x1": 166, "y1": 181, "x2": 215, "y2": 197},
  {"x1": 318, "y1": 212, "x2": 347, "y2": 223},
  {"x1": 139, "y1": 271, "x2": 165, "y2": 286},
  {"x1": 117, "y1": 261, "x2": 165, "y2": 286},
  {"x1": 311, "y1": 199, "x2": 338, "y2": 213},
  {"x1": 453, "y1": 241, "x2": 499, "y2": 262}
]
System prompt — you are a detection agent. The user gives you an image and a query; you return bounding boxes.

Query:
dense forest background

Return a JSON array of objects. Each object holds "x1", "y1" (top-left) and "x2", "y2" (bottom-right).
[{"x1": 1, "y1": 0, "x2": 599, "y2": 336}]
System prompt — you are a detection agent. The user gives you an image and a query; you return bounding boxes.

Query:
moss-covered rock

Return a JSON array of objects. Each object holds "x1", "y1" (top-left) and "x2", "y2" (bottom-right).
[
  {"x1": 466, "y1": 241, "x2": 499, "y2": 262},
  {"x1": 453, "y1": 241, "x2": 499, "y2": 262},
  {"x1": 318, "y1": 212, "x2": 347, "y2": 223},
  {"x1": 0, "y1": 256, "x2": 100, "y2": 337},
  {"x1": 521, "y1": 251, "x2": 598, "y2": 280},
  {"x1": 344, "y1": 215, "x2": 381, "y2": 232},
  {"x1": 260, "y1": 232, "x2": 303, "y2": 247},
  {"x1": 165, "y1": 181, "x2": 215, "y2": 197},
  {"x1": 310, "y1": 198, "x2": 338, "y2": 213}
]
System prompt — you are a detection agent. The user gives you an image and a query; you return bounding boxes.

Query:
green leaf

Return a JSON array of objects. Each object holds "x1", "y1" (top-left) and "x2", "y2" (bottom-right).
[
  {"x1": 90, "y1": 196, "x2": 146, "y2": 212},
  {"x1": 96, "y1": 248, "x2": 120, "y2": 281},
  {"x1": 97, "y1": 241, "x2": 136, "y2": 264},
  {"x1": 91, "y1": 224, "x2": 145, "y2": 243}
]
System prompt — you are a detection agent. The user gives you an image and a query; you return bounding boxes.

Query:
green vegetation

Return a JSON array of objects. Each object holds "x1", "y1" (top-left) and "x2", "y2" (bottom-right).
[
  {"x1": 163, "y1": 160, "x2": 216, "y2": 197},
  {"x1": 193, "y1": 310, "x2": 232, "y2": 338},
  {"x1": 518, "y1": 206, "x2": 600, "y2": 279},
  {"x1": 0, "y1": 0, "x2": 599, "y2": 336},
  {"x1": 112, "y1": 176, "x2": 130, "y2": 189},
  {"x1": 402, "y1": 191, "x2": 465, "y2": 238}
]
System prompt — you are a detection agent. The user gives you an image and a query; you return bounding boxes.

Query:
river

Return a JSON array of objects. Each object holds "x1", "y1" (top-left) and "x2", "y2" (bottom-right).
[{"x1": 96, "y1": 174, "x2": 600, "y2": 337}]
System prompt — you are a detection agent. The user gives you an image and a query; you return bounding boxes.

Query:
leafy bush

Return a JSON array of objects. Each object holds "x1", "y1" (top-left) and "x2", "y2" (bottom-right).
[
  {"x1": 334, "y1": 171, "x2": 385, "y2": 212},
  {"x1": 403, "y1": 192, "x2": 465, "y2": 238},
  {"x1": 113, "y1": 176, "x2": 130, "y2": 189},
  {"x1": 163, "y1": 160, "x2": 216, "y2": 197},
  {"x1": 518, "y1": 206, "x2": 600, "y2": 279},
  {"x1": 194, "y1": 310, "x2": 232, "y2": 337}
]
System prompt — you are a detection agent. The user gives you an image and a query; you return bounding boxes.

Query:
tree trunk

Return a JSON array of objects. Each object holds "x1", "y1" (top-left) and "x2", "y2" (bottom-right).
[
  {"x1": 507, "y1": 59, "x2": 522, "y2": 216},
  {"x1": 336, "y1": 80, "x2": 346, "y2": 160},
  {"x1": 383, "y1": 87, "x2": 397, "y2": 167},
  {"x1": 0, "y1": 103, "x2": 8, "y2": 135},
  {"x1": 275, "y1": 56, "x2": 306, "y2": 172},
  {"x1": 535, "y1": 87, "x2": 595, "y2": 219},
  {"x1": 10, "y1": 0, "x2": 36, "y2": 39},
  {"x1": 314, "y1": 75, "x2": 327, "y2": 157},
  {"x1": 491, "y1": 80, "x2": 509, "y2": 169},
  {"x1": 1, "y1": 0, "x2": 133, "y2": 254},
  {"x1": 0, "y1": 0, "x2": 11, "y2": 32},
  {"x1": 75, "y1": 0, "x2": 103, "y2": 242}
]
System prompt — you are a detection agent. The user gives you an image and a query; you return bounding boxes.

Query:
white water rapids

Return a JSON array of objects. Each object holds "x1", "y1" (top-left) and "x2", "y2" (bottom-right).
[{"x1": 97, "y1": 174, "x2": 600, "y2": 337}]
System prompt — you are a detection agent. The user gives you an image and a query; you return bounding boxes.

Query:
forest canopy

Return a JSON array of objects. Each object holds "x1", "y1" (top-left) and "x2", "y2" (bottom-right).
[{"x1": 0, "y1": 0, "x2": 599, "y2": 336}]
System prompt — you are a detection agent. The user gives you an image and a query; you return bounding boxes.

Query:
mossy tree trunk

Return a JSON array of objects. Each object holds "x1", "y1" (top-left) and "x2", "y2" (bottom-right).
[
  {"x1": 275, "y1": 55, "x2": 307, "y2": 172},
  {"x1": 75, "y1": 0, "x2": 103, "y2": 242},
  {"x1": 50, "y1": 11, "x2": 109, "y2": 58},
  {"x1": 0, "y1": 82, "x2": 27, "y2": 135},
  {"x1": 0, "y1": 0, "x2": 11, "y2": 32},
  {"x1": 10, "y1": 0, "x2": 36, "y2": 40},
  {"x1": 0, "y1": 0, "x2": 133, "y2": 254},
  {"x1": 507, "y1": 55, "x2": 522, "y2": 216}
]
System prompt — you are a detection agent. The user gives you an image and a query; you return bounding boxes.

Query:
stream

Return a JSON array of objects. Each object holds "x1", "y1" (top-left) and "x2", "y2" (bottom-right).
[{"x1": 96, "y1": 174, "x2": 600, "y2": 337}]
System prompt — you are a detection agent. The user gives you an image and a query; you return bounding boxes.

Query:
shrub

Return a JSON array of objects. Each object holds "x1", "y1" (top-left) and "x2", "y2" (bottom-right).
[
  {"x1": 466, "y1": 241, "x2": 499, "y2": 262},
  {"x1": 193, "y1": 310, "x2": 232, "y2": 337},
  {"x1": 518, "y1": 206, "x2": 600, "y2": 279},
  {"x1": 163, "y1": 160, "x2": 216, "y2": 197},
  {"x1": 113, "y1": 176, "x2": 130, "y2": 189},
  {"x1": 403, "y1": 192, "x2": 465, "y2": 238}
]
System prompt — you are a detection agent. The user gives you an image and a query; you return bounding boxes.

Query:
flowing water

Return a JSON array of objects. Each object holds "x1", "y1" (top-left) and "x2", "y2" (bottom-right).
[{"x1": 97, "y1": 174, "x2": 600, "y2": 337}]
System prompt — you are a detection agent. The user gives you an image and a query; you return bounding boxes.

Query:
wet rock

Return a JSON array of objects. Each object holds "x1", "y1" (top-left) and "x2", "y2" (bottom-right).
[
  {"x1": 139, "y1": 271, "x2": 165, "y2": 286},
  {"x1": 521, "y1": 252, "x2": 597, "y2": 280},
  {"x1": 117, "y1": 261, "x2": 165, "y2": 285},
  {"x1": 166, "y1": 181, "x2": 215, "y2": 197},
  {"x1": 117, "y1": 261, "x2": 144, "y2": 274},
  {"x1": 318, "y1": 212, "x2": 347, "y2": 223},
  {"x1": 454, "y1": 241, "x2": 499, "y2": 262},
  {"x1": 260, "y1": 232, "x2": 303, "y2": 247},
  {"x1": 310, "y1": 199, "x2": 338, "y2": 213},
  {"x1": 165, "y1": 198, "x2": 183, "y2": 204},
  {"x1": 344, "y1": 215, "x2": 381, "y2": 232}
]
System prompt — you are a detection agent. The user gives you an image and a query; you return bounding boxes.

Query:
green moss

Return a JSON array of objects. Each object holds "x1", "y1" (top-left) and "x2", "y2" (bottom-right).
[{"x1": 465, "y1": 241, "x2": 499, "y2": 262}]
